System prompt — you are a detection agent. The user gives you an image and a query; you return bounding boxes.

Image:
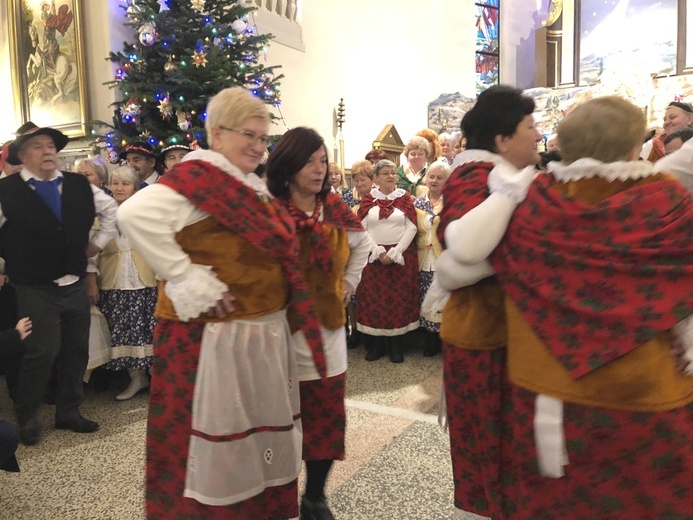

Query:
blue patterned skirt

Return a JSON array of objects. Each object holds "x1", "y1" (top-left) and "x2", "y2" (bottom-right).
[
  {"x1": 419, "y1": 270, "x2": 441, "y2": 332},
  {"x1": 98, "y1": 287, "x2": 157, "y2": 371}
]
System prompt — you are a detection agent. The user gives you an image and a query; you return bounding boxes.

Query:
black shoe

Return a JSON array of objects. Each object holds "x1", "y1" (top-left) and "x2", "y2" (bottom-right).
[
  {"x1": 365, "y1": 337, "x2": 385, "y2": 361},
  {"x1": 55, "y1": 415, "x2": 99, "y2": 433},
  {"x1": 387, "y1": 341, "x2": 404, "y2": 363},
  {"x1": 300, "y1": 495, "x2": 335, "y2": 520},
  {"x1": 19, "y1": 417, "x2": 42, "y2": 446},
  {"x1": 423, "y1": 333, "x2": 442, "y2": 357}
]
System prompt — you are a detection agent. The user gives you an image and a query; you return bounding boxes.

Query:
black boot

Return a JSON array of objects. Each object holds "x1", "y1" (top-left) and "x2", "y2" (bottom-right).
[
  {"x1": 423, "y1": 332, "x2": 442, "y2": 357},
  {"x1": 347, "y1": 329, "x2": 361, "y2": 349},
  {"x1": 365, "y1": 336, "x2": 385, "y2": 361},
  {"x1": 387, "y1": 337, "x2": 404, "y2": 363}
]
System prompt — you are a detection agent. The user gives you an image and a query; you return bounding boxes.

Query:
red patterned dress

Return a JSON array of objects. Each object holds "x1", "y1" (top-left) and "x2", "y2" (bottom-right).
[
  {"x1": 118, "y1": 150, "x2": 326, "y2": 520},
  {"x1": 355, "y1": 188, "x2": 420, "y2": 336},
  {"x1": 437, "y1": 154, "x2": 512, "y2": 520},
  {"x1": 490, "y1": 160, "x2": 693, "y2": 519},
  {"x1": 280, "y1": 192, "x2": 368, "y2": 461}
]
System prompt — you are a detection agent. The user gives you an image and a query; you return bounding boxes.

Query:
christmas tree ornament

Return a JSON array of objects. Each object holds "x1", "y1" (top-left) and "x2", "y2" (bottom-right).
[
  {"x1": 126, "y1": 1, "x2": 141, "y2": 21},
  {"x1": 107, "y1": 148, "x2": 120, "y2": 164},
  {"x1": 122, "y1": 97, "x2": 142, "y2": 117},
  {"x1": 231, "y1": 19, "x2": 247, "y2": 34},
  {"x1": 157, "y1": 0, "x2": 170, "y2": 12},
  {"x1": 191, "y1": 0, "x2": 205, "y2": 13},
  {"x1": 176, "y1": 110, "x2": 192, "y2": 131},
  {"x1": 138, "y1": 22, "x2": 157, "y2": 46},
  {"x1": 192, "y1": 50, "x2": 208, "y2": 68},
  {"x1": 158, "y1": 97, "x2": 174, "y2": 119},
  {"x1": 134, "y1": 58, "x2": 148, "y2": 72},
  {"x1": 163, "y1": 57, "x2": 177, "y2": 72},
  {"x1": 114, "y1": 68, "x2": 126, "y2": 80}
]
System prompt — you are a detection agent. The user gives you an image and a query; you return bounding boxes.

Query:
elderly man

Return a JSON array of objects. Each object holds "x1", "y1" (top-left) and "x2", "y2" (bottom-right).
[
  {"x1": 120, "y1": 142, "x2": 160, "y2": 187},
  {"x1": 0, "y1": 122, "x2": 117, "y2": 445}
]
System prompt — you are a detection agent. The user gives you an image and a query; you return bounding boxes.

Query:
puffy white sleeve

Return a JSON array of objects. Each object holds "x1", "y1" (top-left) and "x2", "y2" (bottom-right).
[
  {"x1": 436, "y1": 250, "x2": 495, "y2": 291},
  {"x1": 90, "y1": 185, "x2": 118, "y2": 250},
  {"x1": 117, "y1": 184, "x2": 228, "y2": 321},
  {"x1": 344, "y1": 231, "x2": 370, "y2": 291},
  {"x1": 386, "y1": 218, "x2": 417, "y2": 265}
]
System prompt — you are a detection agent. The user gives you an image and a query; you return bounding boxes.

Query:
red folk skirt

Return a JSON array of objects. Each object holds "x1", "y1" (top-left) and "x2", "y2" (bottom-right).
[
  {"x1": 504, "y1": 385, "x2": 693, "y2": 520},
  {"x1": 145, "y1": 319, "x2": 298, "y2": 520},
  {"x1": 355, "y1": 243, "x2": 420, "y2": 335},
  {"x1": 442, "y1": 342, "x2": 510, "y2": 520},
  {"x1": 299, "y1": 373, "x2": 346, "y2": 461}
]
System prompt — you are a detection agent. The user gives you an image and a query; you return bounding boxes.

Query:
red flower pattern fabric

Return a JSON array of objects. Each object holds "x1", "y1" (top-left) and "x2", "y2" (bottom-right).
[
  {"x1": 282, "y1": 191, "x2": 363, "y2": 273},
  {"x1": 158, "y1": 160, "x2": 326, "y2": 378},
  {"x1": 491, "y1": 175, "x2": 693, "y2": 378}
]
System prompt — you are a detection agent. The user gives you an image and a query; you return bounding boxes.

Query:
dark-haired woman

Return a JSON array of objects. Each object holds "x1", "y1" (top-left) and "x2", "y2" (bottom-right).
[
  {"x1": 266, "y1": 127, "x2": 370, "y2": 520},
  {"x1": 435, "y1": 85, "x2": 540, "y2": 519},
  {"x1": 356, "y1": 160, "x2": 420, "y2": 363}
]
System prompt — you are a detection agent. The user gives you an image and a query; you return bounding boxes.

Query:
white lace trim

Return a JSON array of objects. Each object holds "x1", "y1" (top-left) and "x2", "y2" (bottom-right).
[
  {"x1": 548, "y1": 158, "x2": 657, "y2": 183},
  {"x1": 368, "y1": 245, "x2": 386, "y2": 263},
  {"x1": 386, "y1": 247, "x2": 405, "y2": 265},
  {"x1": 164, "y1": 264, "x2": 229, "y2": 321},
  {"x1": 371, "y1": 187, "x2": 407, "y2": 200},
  {"x1": 421, "y1": 273, "x2": 451, "y2": 315},
  {"x1": 450, "y1": 149, "x2": 513, "y2": 170},
  {"x1": 182, "y1": 149, "x2": 271, "y2": 198}
]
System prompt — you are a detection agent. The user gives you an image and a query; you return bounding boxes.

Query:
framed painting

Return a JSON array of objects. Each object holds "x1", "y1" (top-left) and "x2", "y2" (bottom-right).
[{"x1": 7, "y1": 0, "x2": 88, "y2": 138}]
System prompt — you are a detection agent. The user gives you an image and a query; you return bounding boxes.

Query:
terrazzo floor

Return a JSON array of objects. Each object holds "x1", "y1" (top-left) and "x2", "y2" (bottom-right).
[{"x1": 0, "y1": 335, "x2": 490, "y2": 520}]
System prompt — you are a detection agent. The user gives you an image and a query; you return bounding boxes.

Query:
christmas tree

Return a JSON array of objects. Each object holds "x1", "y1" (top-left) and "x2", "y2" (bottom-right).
[{"x1": 91, "y1": 0, "x2": 283, "y2": 158}]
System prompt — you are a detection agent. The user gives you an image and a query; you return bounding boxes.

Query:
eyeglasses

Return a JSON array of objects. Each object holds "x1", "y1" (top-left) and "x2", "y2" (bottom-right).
[{"x1": 219, "y1": 126, "x2": 272, "y2": 147}]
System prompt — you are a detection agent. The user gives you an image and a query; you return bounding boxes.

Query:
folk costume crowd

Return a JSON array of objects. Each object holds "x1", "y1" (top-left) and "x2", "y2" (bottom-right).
[{"x1": 0, "y1": 82, "x2": 690, "y2": 520}]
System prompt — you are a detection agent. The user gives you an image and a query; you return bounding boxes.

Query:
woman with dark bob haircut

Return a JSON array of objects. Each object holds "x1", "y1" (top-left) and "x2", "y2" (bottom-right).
[
  {"x1": 429, "y1": 84, "x2": 541, "y2": 519},
  {"x1": 266, "y1": 127, "x2": 370, "y2": 520}
]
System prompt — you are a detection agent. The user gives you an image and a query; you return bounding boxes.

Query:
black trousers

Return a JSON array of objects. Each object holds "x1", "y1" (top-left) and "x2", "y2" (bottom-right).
[{"x1": 13, "y1": 279, "x2": 89, "y2": 423}]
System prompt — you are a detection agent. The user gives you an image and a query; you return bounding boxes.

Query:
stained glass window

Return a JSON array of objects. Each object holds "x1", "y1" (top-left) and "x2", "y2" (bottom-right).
[{"x1": 475, "y1": 1, "x2": 500, "y2": 95}]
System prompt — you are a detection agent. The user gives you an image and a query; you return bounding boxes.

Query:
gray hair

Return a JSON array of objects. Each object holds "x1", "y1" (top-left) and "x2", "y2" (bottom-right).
[
  {"x1": 76, "y1": 156, "x2": 108, "y2": 184},
  {"x1": 403, "y1": 135, "x2": 431, "y2": 158},
  {"x1": 374, "y1": 159, "x2": 396, "y2": 175},
  {"x1": 109, "y1": 165, "x2": 140, "y2": 191},
  {"x1": 426, "y1": 159, "x2": 451, "y2": 179}
]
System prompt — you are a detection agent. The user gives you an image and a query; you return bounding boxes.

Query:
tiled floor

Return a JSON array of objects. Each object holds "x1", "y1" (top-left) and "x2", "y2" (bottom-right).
[{"x1": 0, "y1": 340, "x2": 489, "y2": 520}]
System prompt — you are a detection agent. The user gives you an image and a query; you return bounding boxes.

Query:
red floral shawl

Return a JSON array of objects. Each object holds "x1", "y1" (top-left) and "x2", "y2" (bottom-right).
[
  {"x1": 158, "y1": 160, "x2": 326, "y2": 378},
  {"x1": 357, "y1": 191, "x2": 417, "y2": 225},
  {"x1": 491, "y1": 174, "x2": 693, "y2": 379},
  {"x1": 438, "y1": 162, "x2": 494, "y2": 245},
  {"x1": 279, "y1": 191, "x2": 363, "y2": 272}
]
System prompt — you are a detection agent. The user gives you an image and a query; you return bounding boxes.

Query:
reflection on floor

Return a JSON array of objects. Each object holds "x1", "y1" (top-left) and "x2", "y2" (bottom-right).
[{"x1": 0, "y1": 337, "x2": 489, "y2": 520}]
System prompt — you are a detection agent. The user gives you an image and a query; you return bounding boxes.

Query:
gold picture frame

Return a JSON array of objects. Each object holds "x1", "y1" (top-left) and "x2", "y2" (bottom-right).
[{"x1": 7, "y1": 0, "x2": 88, "y2": 138}]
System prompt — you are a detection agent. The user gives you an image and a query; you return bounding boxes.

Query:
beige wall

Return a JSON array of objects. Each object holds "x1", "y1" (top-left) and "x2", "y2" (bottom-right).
[{"x1": 3, "y1": 1, "x2": 549, "y2": 163}]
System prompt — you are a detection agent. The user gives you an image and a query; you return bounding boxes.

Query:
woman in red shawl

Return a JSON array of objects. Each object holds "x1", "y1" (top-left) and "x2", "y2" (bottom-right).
[
  {"x1": 266, "y1": 127, "x2": 370, "y2": 520},
  {"x1": 445, "y1": 95, "x2": 693, "y2": 518},
  {"x1": 356, "y1": 159, "x2": 420, "y2": 363},
  {"x1": 432, "y1": 85, "x2": 540, "y2": 519}
]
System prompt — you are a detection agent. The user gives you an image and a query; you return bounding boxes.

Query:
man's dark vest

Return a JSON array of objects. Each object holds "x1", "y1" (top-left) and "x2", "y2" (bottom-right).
[{"x1": 0, "y1": 172, "x2": 95, "y2": 285}]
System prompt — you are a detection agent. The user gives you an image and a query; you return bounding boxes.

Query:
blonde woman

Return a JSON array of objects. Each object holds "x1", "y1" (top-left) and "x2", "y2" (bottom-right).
[
  {"x1": 396, "y1": 136, "x2": 431, "y2": 197},
  {"x1": 118, "y1": 87, "x2": 324, "y2": 519},
  {"x1": 327, "y1": 161, "x2": 348, "y2": 195},
  {"x1": 342, "y1": 160, "x2": 374, "y2": 209},
  {"x1": 414, "y1": 160, "x2": 450, "y2": 356}
]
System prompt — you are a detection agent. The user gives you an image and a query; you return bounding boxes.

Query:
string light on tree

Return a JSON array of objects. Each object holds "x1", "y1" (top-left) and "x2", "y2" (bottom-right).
[{"x1": 92, "y1": 0, "x2": 285, "y2": 151}]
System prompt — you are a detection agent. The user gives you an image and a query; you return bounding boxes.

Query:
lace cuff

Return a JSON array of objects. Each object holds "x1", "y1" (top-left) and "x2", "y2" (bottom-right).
[
  {"x1": 164, "y1": 264, "x2": 229, "y2": 322},
  {"x1": 421, "y1": 273, "x2": 451, "y2": 315},
  {"x1": 487, "y1": 164, "x2": 536, "y2": 205},
  {"x1": 368, "y1": 245, "x2": 386, "y2": 264},
  {"x1": 386, "y1": 247, "x2": 405, "y2": 265}
]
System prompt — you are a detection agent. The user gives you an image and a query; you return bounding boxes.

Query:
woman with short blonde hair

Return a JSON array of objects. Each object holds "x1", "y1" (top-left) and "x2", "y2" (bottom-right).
[
  {"x1": 119, "y1": 86, "x2": 315, "y2": 519},
  {"x1": 398, "y1": 135, "x2": 432, "y2": 197}
]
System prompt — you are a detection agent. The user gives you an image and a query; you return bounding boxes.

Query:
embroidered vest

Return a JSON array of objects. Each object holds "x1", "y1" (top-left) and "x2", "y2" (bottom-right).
[
  {"x1": 156, "y1": 217, "x2": 289, "y2": 322},
  {"x1": 98, "y1": 237, "x2": 157, "y2": 290},
  {"x1": 291, "y1": 227, "x2": 349, "y2": 331}
]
